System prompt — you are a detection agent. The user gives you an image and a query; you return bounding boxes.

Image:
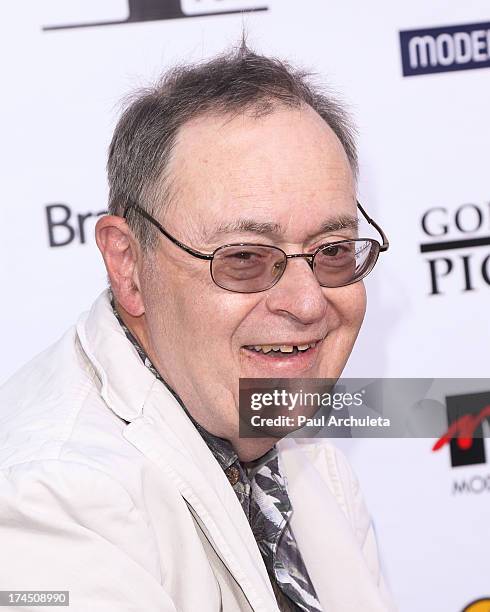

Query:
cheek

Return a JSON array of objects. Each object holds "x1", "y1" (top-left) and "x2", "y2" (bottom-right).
[
  {"x1": 326, "y1": 282, "x2": 367, "y2": 329},
  {"x1": 172, "y1": 284, "x2": 258, "y2": 355},
  {"x1": 349, "y1": 282, "x2": 367, "y2": 325}
]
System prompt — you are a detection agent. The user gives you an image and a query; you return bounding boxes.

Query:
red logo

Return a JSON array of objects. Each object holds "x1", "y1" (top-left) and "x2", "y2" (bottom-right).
[
  {"x1": 433, "y1": 392, "x2": 490, "y2": 467},
  {"x1": 433, "y1": 405, "x2": 490, "y2": 452}
]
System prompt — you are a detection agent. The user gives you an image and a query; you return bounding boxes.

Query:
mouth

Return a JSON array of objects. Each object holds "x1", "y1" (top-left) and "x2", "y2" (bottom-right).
[
  {"x1": 240, "y1": 336, "x2": 326, "y2": 374},
  {"x1": 243, "y1": 339, "x2": 319, "y2": 356}
]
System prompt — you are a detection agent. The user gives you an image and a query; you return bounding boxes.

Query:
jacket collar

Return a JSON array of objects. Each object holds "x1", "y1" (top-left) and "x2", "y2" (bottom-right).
[
  {"x1": 75, "y1": 288, "x2": 155, "y2": 422},
  {"x1": 76, "y1": 289, "x2": 279, "y2": 612}
]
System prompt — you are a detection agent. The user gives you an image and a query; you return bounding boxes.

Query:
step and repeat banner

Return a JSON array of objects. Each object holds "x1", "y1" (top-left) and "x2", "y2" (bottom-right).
[{"x1": 1, "y1": 2, "x2": 489, "y2": 611}]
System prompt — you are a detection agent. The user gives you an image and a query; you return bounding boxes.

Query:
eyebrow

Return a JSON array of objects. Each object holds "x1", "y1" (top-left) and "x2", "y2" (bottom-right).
[{"x1": 206, "y1": 214, "x2": 359, "y2": 242}]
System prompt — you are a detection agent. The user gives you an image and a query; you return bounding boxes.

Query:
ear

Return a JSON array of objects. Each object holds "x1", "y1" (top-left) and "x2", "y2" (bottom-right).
[{"x1": 95, "y1": 215, "x2": 145, "y2": 317}]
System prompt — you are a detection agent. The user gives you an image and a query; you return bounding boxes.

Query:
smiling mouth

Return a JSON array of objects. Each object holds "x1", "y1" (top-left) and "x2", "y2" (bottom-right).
[{"x1": 242, "y1": 338, "x2": 323, "y2": 357}]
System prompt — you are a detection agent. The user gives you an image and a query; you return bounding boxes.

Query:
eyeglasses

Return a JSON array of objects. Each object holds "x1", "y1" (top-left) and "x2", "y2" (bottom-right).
[{"x1": 123, "y1": 201, "x2": 389, "y2": 293}]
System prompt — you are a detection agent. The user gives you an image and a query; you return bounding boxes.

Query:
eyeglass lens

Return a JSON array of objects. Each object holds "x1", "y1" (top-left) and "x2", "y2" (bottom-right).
[{"x1": 210, "y1": 240, "x2": 378, "y2": 293}]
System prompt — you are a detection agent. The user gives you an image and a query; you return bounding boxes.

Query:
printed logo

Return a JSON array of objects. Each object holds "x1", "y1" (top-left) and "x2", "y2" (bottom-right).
[
  {"x1": 400, "y1": 21, "x2": 490, "y2": 77},
  {"x1": 45, "y1": 204, "x2": 106, "y2": 247},
  {"x1": 433, "y1": 391, "x2": 490, "y2": 467},
  {"x1": 43, "y1": 0, "x2": 268, "y2": 31},
  {"x1": 419, "y1": 201, "x2": 490, "y2": 295},
  {"x1": 432, "y1": 391, "x2": 490, "y2": 495}
]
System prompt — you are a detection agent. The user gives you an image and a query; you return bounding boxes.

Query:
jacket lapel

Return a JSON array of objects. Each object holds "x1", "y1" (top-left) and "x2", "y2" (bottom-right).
[
  {"x1": 123, "y1": 384, "x2": 279, "y2": 612},
  {"x1": 76, "y1": 290, "x2": 278, "y2": 612}
]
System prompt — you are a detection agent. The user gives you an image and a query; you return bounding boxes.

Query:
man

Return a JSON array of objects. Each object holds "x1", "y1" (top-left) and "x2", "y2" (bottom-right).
[{"x1": 0, "y1": 44, "x2": 396, "y2": 611}]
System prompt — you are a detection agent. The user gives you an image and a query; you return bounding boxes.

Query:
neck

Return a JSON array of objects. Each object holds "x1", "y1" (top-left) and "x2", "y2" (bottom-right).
[
  {"x1": 114, "y1": 299, "x2": 151, "y2": 355},
  {"x1": 231, "y1": 437, "x2": 279, "y2": 463}
]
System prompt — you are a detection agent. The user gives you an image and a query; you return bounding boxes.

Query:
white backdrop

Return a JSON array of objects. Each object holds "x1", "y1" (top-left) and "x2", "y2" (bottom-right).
[{"x1": 1, "y1": 2, "x2": 489, "y2": 611}]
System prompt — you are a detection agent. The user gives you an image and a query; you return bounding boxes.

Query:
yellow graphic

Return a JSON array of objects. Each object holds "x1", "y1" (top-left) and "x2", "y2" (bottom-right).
[{"x1": 464, "y1": 599, "x2": 490, "y2": 612}]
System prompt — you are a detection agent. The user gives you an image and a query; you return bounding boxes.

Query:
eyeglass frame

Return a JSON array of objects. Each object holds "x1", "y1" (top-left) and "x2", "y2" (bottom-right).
[{"x1": 122, "y1": 200, "x2": 389, "y2": 292}]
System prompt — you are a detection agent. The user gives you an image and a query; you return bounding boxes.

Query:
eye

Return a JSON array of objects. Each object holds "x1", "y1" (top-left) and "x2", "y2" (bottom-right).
[
  {"x1": 315, "y1": 242, "x2": 356, "y2": 270},
  {"x1": 232, "y1": 251, "x2": 255, "y2": 260},
  {"x1": 225, "y1": 249, "x2": 264, "y2": 265},
  {"x1": 320, "y1": 243, "x2": 352, "y2": 257},
  {"x1": 322, "y1": 245, "x2": 341, "y2": 257}
]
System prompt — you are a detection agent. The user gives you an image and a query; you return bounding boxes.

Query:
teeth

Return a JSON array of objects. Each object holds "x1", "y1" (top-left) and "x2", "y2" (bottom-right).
[
  {"x1": 247, "y1": 340, "x2": 319, "y2": 354},
  {"x1": 259, "y1": 345, "x2": 272, "y2": 353}
]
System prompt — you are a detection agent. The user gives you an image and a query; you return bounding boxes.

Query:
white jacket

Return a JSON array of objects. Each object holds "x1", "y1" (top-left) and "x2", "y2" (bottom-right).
[{"x1": 0, "y1": 289, "x2": 397, "y2": 612}]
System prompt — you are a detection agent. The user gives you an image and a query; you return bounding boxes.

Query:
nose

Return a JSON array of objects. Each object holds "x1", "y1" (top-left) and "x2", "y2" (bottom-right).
[{"x1": 265, "y1": 256, "x2": 328, "y2": 324}]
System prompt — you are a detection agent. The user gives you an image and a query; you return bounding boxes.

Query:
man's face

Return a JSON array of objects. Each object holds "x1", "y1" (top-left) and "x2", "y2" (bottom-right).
[{"x1": 138, "y1": 105, "x2": 366, "y2": 439}]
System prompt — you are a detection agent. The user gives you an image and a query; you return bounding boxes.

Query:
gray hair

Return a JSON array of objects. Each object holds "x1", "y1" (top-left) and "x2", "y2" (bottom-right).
[{"x1": 107, "y1": 41, "x2": 358, "y2": 253}]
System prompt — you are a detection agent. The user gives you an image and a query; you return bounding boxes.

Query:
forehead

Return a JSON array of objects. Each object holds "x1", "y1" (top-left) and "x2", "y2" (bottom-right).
[{"x1": 165, "y1": 105, "x2": 356, "y2": 239}]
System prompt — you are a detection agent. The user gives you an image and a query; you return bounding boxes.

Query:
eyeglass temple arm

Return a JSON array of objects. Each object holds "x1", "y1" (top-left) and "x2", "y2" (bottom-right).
[
  {"x1": 123, "y1": 203, "x2": 213, "y2": 260},
  {"x1": 124, "y1": 201, "x2": 389, "y2": 255},
  {"x1": 356, "y1": 201, "x2": 389, "y2": 252}
]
